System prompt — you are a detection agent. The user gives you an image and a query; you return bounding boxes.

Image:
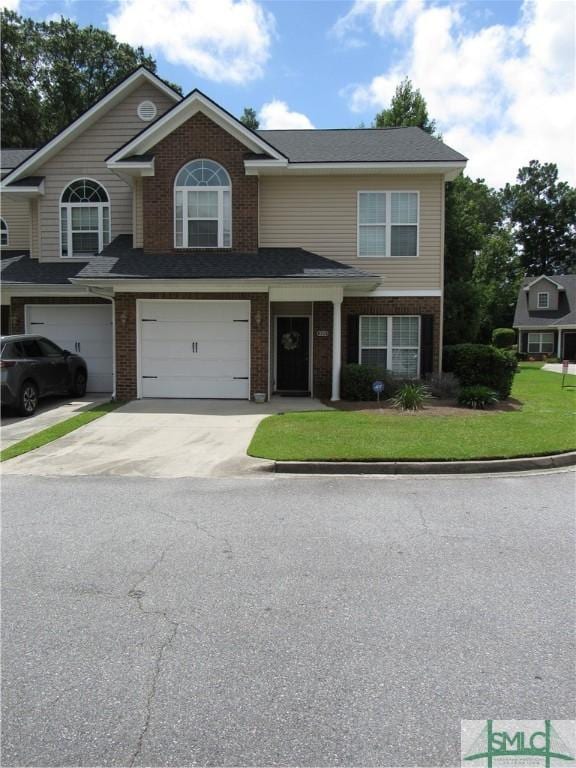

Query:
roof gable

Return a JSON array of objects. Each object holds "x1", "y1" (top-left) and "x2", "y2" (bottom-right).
[
  {"x1": 2, "y1": 68, "x2": 181, "y2": 185},
  {"x1": 523, "y1": 275, "x2": 564, "y2": 291},
  {"x1": 107, "y1": 89, "x2": 287, "y2": 164}
]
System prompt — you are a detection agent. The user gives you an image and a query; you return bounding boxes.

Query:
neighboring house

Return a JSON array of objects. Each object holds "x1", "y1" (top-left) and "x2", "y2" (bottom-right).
[
  {"x1": 513, "y1": 275, "x2": 576, "y2": 361},
  {"x1": 0, "y1": 67, "x2": 467, "y2": 401}
]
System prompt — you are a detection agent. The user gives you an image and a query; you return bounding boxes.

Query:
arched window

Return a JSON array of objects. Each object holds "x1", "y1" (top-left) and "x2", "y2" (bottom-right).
[
  {"x1": 0, "y1": 218, "x2": 8, "y2": 246},
  {"x1": 174, "y1": 160, "x2": 231, "y2": 248},
  {"x1": 60, "y1": 179, "x2": 110, "y2": 257}
]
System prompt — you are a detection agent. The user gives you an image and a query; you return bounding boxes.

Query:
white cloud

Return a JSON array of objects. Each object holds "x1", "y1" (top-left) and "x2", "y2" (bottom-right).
[
  {"x1": 107, "y1": 0, "x2": 275, "y2": 84},
  {"x1": 338, "y1": 0, "x2": 575, "y2": 187},
  {"x1": 258, "y1": 100, "x2": 314, "y2": 129},
  {"x1": 2, "y1": 0, "x2": 21, "y2": 10}
]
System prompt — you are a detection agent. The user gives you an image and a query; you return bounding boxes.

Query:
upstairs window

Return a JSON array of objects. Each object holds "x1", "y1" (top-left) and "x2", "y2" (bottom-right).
[
  {"x1": 174, "y1": 159, "x2": 231, "y2": 248},
  {"x1": 537, "y1": 291, "x2": 550, "y2": 309},
  {"x1": 0, "y1": 218, "x2": 8, "y2": 246},
  {"x1": 60, "y1": 179, "x2": 110, "y2": 258},
  {"x1": 358, "y1": 191, "x2": 419, "y2": 258}
]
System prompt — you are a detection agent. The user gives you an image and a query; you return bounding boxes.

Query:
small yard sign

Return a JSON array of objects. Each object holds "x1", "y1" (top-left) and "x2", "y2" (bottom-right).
[
  {"x1": 372, "y1": 380, "x2": 384, "y2": 404},
  {"x1": 561, "y1": 359, "x2": 574, "y2": 389}
]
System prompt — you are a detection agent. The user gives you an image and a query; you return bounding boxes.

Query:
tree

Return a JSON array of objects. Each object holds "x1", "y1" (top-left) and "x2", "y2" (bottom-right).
[
  {"x1": 374, "y1": 78, "x2": 438, "y2": 135},
  {"x1": 473, "y1": 229, "x2": 522, "y2": 341},
  {"x1": 1, "y1": 11, "x2": 181, "y2": 147},
  {"x1": 240, "y1": 107, "x2": 259, "y2": 130},
  {"x1": 501, "y1": 161, "x2": 576, "y2": 275},
  {"x1": 443, "y1": 174, "x2": 503, "y2": 343}
]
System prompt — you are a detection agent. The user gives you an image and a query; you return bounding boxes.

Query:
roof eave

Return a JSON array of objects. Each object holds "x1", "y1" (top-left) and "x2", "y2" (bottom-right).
[
  {"x1": 2, "y1": 68, "x2": 181, "y2": 185},
  {"x1": 108, "y1": 91, "x2": 288, "y2": 164},
  {"x1": 244, "y1": 160, "x2": 466, "y2": 178}
]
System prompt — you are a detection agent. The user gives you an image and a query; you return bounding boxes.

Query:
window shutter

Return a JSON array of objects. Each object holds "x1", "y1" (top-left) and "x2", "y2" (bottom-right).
[
  {"x1": 420, "y1": 315, "x2": 434, "y2": 376},
  {"x1": 347, "y1": 314, "x2": 360, "y2": 363}
]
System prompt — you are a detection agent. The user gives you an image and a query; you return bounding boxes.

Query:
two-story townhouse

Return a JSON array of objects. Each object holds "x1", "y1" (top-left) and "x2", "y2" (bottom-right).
[{"x1": 0, "y1": 67, "x2": 467, "y2": 402}]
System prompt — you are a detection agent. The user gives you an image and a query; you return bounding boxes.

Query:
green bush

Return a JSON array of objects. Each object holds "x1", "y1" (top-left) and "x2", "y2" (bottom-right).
[
  {"x1": 458, "y1": 385, "x2": 499, "y2": 409},
  {"x1": 443, "y1": 344, "x2": 517, "y2": 399},
  {"x1": 492, "y1": 328, "x2": 516, "y2": 348},
  {"x1": 390, "y1": 382, "x2": 430, "y2": 411},
  {"x1": 340, "y1": 364, "x2": 398, "y2": 401}
]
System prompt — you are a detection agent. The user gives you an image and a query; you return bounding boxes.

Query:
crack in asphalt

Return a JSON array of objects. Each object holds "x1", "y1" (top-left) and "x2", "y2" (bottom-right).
[
  {"x1": 156, "y1": 509, "x2": 233, "y2": 556},
  {"x1": 127, "y1": 548, "x2": 180, "y2": 767}
]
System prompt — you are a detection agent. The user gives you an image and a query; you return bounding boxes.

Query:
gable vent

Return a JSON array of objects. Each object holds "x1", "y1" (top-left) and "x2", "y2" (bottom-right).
[{"x1": 137, "y1": 100, "x2": 157, "y2": 122}]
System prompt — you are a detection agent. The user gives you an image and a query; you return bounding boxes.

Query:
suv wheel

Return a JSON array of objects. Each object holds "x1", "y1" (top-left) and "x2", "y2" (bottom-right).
[
  {"x1": 19, "y1": 381, "x2": 38, "y2": 416},
  {"x1": 71, "y1": 370, "x2": 87, "y2": 397}
]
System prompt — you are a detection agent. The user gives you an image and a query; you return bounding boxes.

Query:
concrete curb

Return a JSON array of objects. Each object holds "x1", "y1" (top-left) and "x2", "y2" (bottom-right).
[{"x1": 274, "y1": 451, "x2": 576, "y2": 475}]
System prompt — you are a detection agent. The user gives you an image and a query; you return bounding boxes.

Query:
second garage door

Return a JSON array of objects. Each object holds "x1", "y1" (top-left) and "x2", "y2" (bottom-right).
[
  {"x1": 26, "y1": 304, "x2": 113, "y2": 392},
  {"x1": 139, "y1": 300, "x2": 250, "y2": 399}
]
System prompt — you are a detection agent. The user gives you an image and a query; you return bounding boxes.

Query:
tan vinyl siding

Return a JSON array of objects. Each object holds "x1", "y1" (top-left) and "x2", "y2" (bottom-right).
[
  {"x1": 0, "y1": 195, "x2": 30, "y2": 250},
  {"x1": 133, "y1": 177, "x2": 143, "y2": 248},
  {"x1": 259, "y1": 174, "x2": 444, "y2": 290},
  {"x1": 35, "y1": 83, "x2": 175, "y2": 260}
]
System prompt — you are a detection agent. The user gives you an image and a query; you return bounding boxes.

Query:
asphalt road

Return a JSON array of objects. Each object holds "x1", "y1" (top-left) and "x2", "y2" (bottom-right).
[{"x1": 2, "y1": 470, "x2": 575, "y2": 767}]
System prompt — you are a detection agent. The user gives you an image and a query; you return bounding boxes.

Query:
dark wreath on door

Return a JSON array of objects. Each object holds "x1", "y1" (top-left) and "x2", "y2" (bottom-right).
[{"x1": 276, "y1": 317, "x2": 310, "y2": 392}]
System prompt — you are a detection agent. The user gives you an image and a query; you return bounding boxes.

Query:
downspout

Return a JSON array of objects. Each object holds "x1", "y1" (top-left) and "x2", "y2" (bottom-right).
[{"x1": 86, "y1": 286, "x2": 116, "y2": 400}]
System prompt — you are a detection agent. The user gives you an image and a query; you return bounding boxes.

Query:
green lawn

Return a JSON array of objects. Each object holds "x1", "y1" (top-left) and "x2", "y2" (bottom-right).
[
  {"x1": 248, "y1": 365, "x2": 576, "y2": 461},
  {"x1": 1, "y1": 400, "x2": 123, "y2": 462}
]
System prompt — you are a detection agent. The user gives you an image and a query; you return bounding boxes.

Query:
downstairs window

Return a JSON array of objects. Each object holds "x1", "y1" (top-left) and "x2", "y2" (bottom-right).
[{"x1": 360, "y1": 315, "x2": 420, "y2": 377}]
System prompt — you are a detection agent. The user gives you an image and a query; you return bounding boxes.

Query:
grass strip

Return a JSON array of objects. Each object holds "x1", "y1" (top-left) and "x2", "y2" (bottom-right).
[{"x1": 1, "y1": 400, "x2": 124, "y2": 462}]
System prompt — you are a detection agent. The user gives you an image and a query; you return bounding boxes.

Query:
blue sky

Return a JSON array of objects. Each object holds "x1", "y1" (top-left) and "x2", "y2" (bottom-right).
[{"x1": 6, "y1": 0, "x2": 575, "y2": 187}]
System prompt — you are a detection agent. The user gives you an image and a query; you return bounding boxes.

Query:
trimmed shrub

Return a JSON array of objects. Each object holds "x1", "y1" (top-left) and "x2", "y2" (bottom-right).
[
  {"x1": 340, "y1": 364, "x2": 398, "y2": 401},
  {"x1": 425, "y1": 372, "x2": 461, "y2": 399},
  {"x1": 492, "y1": 328, "x2": 516, "y2": 348},
  {"x1": 391, "y1": 382, "x2": 430, "y2": 411},
  {"x1": 458, "y1": 385, "x2": 499, "y2": 409},
  {"x1": 443, "y1": 344, "x2": 517, "y2": 399}
]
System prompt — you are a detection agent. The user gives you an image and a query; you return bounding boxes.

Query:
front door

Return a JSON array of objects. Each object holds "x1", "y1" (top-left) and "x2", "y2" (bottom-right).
[
  {"x1": 563, "y1": 332, "x2": 576, "y2": 361},
  {"x1": 276, "y1": 317, "x2": 310, "y2": 393}
]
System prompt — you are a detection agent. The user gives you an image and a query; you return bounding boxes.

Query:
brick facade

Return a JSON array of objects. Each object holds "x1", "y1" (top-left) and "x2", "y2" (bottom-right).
[
  {"x1": 312, "y1": 302, "x2": 333, "y2": 399},
  {"x1": 341, "y1": 296, "x2": 442, "y2": 372},
  {"x1": 10, "y1": 296, "x2": 109, "y2": 335},
  {"x1": 114, "y1": 293, "x2": 268, "y2": 401},
  {"x1": 142, "y1": 112, "x2": 259, "y2": 254}
]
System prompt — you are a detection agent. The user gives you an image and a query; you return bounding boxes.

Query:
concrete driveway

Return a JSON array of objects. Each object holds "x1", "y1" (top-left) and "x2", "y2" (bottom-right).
[
  {"x1": 1, "y1": 398, "x2": 329, "y2": 478},
  {"x1": 543, "y1": 362, "x2": 576, "y2": 374},
  {"x1": 1, "y1": 394, "x2": 111, "y2": 450}
]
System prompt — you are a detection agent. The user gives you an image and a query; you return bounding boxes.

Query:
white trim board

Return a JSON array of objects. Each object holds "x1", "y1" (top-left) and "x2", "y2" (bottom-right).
[
  {"x1": 2, "y1": 69, "x2": 181, "y2": 185},
  {"x1": 345, "y1": 289, "x2": 442, "y2": 297},
  {"x1": 109, "y1": 91, "x2": 287, "y2": 164}
]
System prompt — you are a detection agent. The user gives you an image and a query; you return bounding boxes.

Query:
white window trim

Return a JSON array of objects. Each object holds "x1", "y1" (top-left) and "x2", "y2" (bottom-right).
[
  {"x1": 173, "y1": 160, "x2": 232, "y2": 249},
  {"x1": 359, "y1": 315, "x2": 421, "y2": 377},
  {"x1": 537, "y1": 291, "x2": 550, "y2": 309},
  {"x1": 59, "y1": 178, "x2": 110, "y2": 259},
  {"x1": 357, "y1": 191, "x2": 420, "y2": 259},
  {"x1": 174, "y1": 185, "x2": 231, "y2": 249},
  {"x1": 527, "y1": 331, "x2": 554, "y2": 353},
  {"x1": 0, "y1": 217, "x2": 8, "y2": 246}
]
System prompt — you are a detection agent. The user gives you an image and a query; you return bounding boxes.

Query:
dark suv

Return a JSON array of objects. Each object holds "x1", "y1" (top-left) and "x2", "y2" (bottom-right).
[{"x1": 0, "y1": 335, "x2": 88, "y2": 416}]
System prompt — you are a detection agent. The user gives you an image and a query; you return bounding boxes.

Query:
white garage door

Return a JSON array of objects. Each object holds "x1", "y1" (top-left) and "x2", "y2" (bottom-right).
[
  {"x1": 26, "y1": 304, "x2": 113, "y2": 392},
  {"x1": 139, "y1": 300, "x2": 250, "y2": 399}
]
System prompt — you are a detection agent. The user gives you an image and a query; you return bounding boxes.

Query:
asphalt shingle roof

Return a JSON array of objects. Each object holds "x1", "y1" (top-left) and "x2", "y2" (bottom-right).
[
  {"x1": 513, "y1": 275, "x2": 576, "y2": 327},
  {"x1": 0, "y1": 236, "x2": 377, "y2": 284},
  {"x1": 256, "y1": 126, "x2": 467, "y2": 164},
  {"x1": 0, "y1": 148, "x2": 37, "y2": 171}
]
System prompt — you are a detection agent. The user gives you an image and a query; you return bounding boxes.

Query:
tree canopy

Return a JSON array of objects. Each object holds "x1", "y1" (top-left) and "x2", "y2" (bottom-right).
[
  {"x1": 239, "y1": 107, "x2": 259, "y2": 130},
  {"x1": 0, "y1": 10, "x2": 181, "y2": 148},
  {"x1": 373, "y1": 78, "x2": 438, "y2": 135},
  {"x1": 502, "y1": 160, "x2": 576, "y2": 275}
]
